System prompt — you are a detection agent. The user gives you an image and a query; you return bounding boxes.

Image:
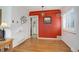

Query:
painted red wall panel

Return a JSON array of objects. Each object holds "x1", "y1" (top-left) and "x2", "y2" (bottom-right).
[{"x1": 29, "y1": 10, "x2": 61, "y2": 38}]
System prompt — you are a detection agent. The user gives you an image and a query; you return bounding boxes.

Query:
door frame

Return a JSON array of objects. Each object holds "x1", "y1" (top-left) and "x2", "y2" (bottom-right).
[{"x1": 30, "y1": 16, "x2": 38, "y2": 39}]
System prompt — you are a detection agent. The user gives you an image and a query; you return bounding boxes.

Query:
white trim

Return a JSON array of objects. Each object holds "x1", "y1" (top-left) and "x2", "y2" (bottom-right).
[
  {"x1": 61, "y1": 39, "x2": 78, "y2": 52},
  {"x1": 71, "y1": 48, "x2": 78, "y2": 52},
  {"x1": 37, "y1": 35, "x2": 62, "y2": 40},
  {"x1": 37, "y1": 37, "x2": 58, "y2": 40},
  {"x1": 30, "y1": 16, "x2": 38, "y2": 38},
  {"x1": 62, "y1": 8, "x2": 77, "y2": 34},
  {"x1": 13, "y1": 36, "x2": 30, "y2": 47}
]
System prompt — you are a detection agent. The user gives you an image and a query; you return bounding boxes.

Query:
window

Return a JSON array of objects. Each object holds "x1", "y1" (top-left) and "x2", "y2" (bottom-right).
[{"x1": 63, "y1": 8, "x2": 76, "y2": 33}]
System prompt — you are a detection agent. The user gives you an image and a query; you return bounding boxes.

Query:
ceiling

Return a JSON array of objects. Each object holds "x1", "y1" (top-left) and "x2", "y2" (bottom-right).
[{"x1": 26, "y1": 6, "x2": 63, "y2": 11}]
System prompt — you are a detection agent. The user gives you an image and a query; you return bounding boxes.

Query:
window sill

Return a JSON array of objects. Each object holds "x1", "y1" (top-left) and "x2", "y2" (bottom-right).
[{"x1": 63, "y1": 29, "x2": 76, "y2": 34}]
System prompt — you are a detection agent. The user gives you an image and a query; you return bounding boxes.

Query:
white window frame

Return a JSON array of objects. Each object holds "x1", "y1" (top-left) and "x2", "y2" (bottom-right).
[{"x1": 62, "y1": 8, "x2": 76, "y2": 33}]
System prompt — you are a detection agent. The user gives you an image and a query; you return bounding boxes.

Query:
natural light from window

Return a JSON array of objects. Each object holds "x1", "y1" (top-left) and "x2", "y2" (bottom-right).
[{"x1": 63, "y1": 8, "x2": 76, "y2": 33}]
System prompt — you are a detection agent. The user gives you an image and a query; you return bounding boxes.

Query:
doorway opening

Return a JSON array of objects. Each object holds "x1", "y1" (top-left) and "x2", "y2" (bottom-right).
[{"x1": 30, "y1": 16, "x2": 38, "y2": 39}]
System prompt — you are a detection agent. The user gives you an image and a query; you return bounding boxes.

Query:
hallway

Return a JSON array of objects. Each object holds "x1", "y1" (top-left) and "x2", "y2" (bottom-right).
[{"x1": 0, "y1": 6, "x2": 79, "y2": 52}]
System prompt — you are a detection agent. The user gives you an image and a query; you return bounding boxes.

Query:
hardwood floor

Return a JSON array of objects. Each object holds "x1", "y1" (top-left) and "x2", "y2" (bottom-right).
[{"x1": 12, "y1": 38, "x2": 71, "y2": 52}]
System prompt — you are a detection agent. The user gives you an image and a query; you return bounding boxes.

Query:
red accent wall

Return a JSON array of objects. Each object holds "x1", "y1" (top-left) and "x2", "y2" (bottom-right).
[{"x1": 29, "y1": 10, "x2": 61, "y2": 38}]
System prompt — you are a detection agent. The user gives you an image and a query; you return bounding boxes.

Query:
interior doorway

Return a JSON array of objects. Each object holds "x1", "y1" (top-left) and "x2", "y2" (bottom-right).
[{"x1": 30, "y1": 16, "x2": 38, "y2": 39}]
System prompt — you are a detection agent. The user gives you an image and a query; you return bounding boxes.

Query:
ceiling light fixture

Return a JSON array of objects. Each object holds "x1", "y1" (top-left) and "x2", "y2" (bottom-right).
[{"x1": 41, "y1": 6, "x2": 45, "y2": 16}]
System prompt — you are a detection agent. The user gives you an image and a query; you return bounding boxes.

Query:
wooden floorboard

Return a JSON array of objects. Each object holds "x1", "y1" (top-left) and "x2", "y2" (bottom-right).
[{"x1": 12, "y1": 38, "x2": 71, "y2": 52}]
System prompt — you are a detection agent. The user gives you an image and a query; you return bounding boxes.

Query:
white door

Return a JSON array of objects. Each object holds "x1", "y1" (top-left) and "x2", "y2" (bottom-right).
[{"x1": 30, "y1": 16, "x2": 38, "y2": 38}]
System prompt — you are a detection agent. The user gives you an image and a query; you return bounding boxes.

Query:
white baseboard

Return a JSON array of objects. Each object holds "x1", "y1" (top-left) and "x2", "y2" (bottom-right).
[
  {"x1": 57, "y1": 36, "x2": 62, "y2": 40},
  {"x1": 13, "y1": 36, "x2": 30, "y2": 47},
  {"x1": 61, "y1": 39, "x2": 78, "y2": 52},
  {"x1": 37, "y1": 36, "x2": 62, "y2": 40},
  {"x1": 71, "y1": 48, "x2": 78, "y2": 52},
  {"x1": 37, "y1": 37, "x2": 58, "y2": 40}
]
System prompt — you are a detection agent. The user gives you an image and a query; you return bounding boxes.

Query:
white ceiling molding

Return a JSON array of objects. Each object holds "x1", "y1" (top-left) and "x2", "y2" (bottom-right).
[{"x1": 27, "y1": 6, "x2": 62, "y2": 11}]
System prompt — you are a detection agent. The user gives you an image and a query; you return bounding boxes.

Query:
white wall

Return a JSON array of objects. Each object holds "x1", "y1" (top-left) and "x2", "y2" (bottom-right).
[
  {"x1": 61, "y1": 6, "x2": 79, "y2": 51},
  {"x1": 0, "y1": 6, "x2": 30, "y2": 47},
  {"x1": 10, "y1": 6, "x2": 30, "y2": 47},
  {"x1": 0, "y1": 6, "x2": 12, "y2": 39},
  {"x1": 0, "y1": 6, "x2": 12, "y2": 25}
]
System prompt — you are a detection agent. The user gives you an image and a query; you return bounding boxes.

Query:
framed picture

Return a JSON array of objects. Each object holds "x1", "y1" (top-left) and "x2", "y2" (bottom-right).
[
  {"x1": 44, "y1": 16, "x2": 52, "y2": 24},
  {"x1": 20, "y1": 16, "x2": 27, "y2": 24}
]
